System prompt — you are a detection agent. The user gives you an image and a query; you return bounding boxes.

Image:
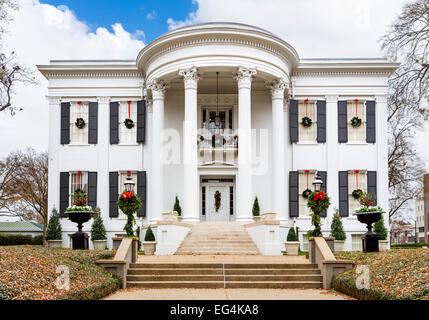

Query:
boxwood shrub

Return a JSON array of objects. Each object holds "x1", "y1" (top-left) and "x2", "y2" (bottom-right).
[
  {"x1": 391, "y1": 243, "x2": 429, "y2": 248},
  {"x1": 0, "y1": 234, "x2": 34, "y2": 246}
]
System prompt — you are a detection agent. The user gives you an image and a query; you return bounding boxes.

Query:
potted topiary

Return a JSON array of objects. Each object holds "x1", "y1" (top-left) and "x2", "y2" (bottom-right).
[
  {"x1": 252, "y1": 196, "x2": 260, "y2": 221},
  {"x1": 330, "y1": 209, "x2": 346, "y2": 251},
  {"x1": 90, "y1": 207, "x2": 107, "y2": 250},
  {"x1": 174, "y1": 195, "x2": 182, "y2": 221},
  {"x1": 374, "y1": 214, "x2": 389, "y2": 250},
  {"x1": 285, "y1": 226, "x2": 300, "y2": 255},
  {"x1": 46, "y1": 208, "x2": 62, "y2": 248},
  {"x1": 143, "y1": 227, "x2": 156, "y2": 255}
]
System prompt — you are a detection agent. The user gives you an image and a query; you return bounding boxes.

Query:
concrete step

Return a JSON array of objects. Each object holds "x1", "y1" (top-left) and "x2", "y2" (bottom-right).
[
  {"x1": 127, "y1": 281, "x2": 323, "y2": 289},
  {"x1": 177, "y1": 251, "x2": 260, "y2": 255},
  {"x1": 127, "y1": 274, "x2": 323, "y2": 282},
  {"x1": 129, "y1": 263, "x2": 318, "y2": 269},
  {"x1": 127, "y1": 268, "x2": 321, "y2": 275}
]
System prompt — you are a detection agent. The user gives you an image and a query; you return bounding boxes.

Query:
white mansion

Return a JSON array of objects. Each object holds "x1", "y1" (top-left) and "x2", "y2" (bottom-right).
[{"x1": 38, "y1": 23, "x2": 398, "y2": 252}]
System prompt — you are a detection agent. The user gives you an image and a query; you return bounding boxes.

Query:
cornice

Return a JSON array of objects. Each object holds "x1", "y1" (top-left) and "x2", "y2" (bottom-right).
[
  {"x1": 40, "y1": 71, "x2": 144, "y2": 79},
  {"x1": 292, "y1": 71, "x2": 393, "y2": 76}
]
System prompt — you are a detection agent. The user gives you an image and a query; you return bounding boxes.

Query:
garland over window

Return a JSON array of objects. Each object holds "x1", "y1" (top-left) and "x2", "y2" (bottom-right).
[
  {"x1": 123, "y1": 100, "x2": 135, "y2": 129},
  {"x1": 351, "y1": 99, "x2": 362, "y2": 127},
  {"x1": 301, "y1": 99, "x2": 312, "y2": 127},
  {"x1": 214, "y1": 190, "x2": 221, "y2": 212}
]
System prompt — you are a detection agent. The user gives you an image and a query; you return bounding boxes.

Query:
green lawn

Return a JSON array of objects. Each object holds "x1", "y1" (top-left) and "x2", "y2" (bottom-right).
[
  {"x1": 0, "y1": 246, "x2": 120, "y2": 300},
  {"x1": 333, "y1": 249, "x2": 429, "y2": 300}
]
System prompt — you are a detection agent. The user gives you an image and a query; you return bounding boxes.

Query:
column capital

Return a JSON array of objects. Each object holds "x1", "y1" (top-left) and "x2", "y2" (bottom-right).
[
  {"x1": 179, "y1": 67, "x2": 201, "y2": 90},
  {"x1": 325, "y1": 95, "x2": 338, "y2": 103},
  {"x1": 47, "y1": 96, "x2": 62, "y2": 105},
  {"x1": 148, "y1": 79, "x2": 169, "y2": 101},
  {"x1": 97, "y1": 96, "x2": 111, "y2": 104},
  {"x1": 266, "y1": 79, "x2": 288, "y2": 100},
  {"x1": 375, "y1": 95, "x2": 388, "y2": 103},
  {"x1": 146, "y1": 98, "x2": 153, "y2": 113},
  {"x1": 234, "y1": 66, "x2": 257, "y2": 89}
]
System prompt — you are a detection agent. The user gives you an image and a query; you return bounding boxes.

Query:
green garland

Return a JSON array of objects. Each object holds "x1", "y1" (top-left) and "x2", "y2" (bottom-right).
[
  {"x1": 307, "y1": 191, "x2": 331, "y2": 237},
  {"x1": 118, "y1": 191, "x2": 142, "y2": 237}
]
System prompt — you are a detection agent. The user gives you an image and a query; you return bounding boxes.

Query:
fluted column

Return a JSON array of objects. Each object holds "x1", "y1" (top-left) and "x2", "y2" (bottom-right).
[
  {"x1": 147, "y1": 80, "x2": 169, "y2": 222},
  {"x1": 234, "y1": 67, "x2": 256, "y2": 222},
  {"x1": 179, "y1": 67, "x2": 201, "y2": 222},
  {"x1": 267, "y1": 79, "x2": 287, "y2": 223}
]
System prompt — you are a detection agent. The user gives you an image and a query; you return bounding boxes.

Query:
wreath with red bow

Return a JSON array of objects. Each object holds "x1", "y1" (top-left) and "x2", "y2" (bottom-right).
[
  {"x1": 214, "y1": 191, "x2": 221, "y2": 212},
  {"x1": 118, "y1": 191, "x2": 142, "y2": 237},
  {"x1": 307, "y1": 191, "x2": 331, "y2": 214}
]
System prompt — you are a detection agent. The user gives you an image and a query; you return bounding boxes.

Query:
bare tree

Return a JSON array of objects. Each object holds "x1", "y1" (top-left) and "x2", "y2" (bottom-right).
[
  {"x1": 0, "y1": 0, "x2": 36, "y2": 115},
  {"x1": 0, "y1": 149, "x2": 48, "y2": 237},
  {"x1": 381, "y1": 0, "x2": 429, "y2": 221}
]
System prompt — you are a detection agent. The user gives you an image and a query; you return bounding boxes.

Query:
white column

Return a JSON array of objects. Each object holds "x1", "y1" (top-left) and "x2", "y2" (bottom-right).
[
  {"x1": 145, "y1": 99, "x2": 153, "y2": 223},
  {"x1": 234, "y1": 67, "x2": 256, "y2": 222},
  {"x1": 148, "y1": 80, "x2": 169, "y2": 222},
  {"x1": 326, "y1": 95, "x2": 339, "y2": 225},
  {"x1": 267, "y1": 79, "x2": 288, "y2": 223},
  {"x1": 97, "y1": 96, "x2": 110, "y2": 223},
  {"x1": 47, "y1": 97, "x2": 61, "y2": 217},
  {"x1": 179, "y1": 67, "x2": 201, "y2": 222}
]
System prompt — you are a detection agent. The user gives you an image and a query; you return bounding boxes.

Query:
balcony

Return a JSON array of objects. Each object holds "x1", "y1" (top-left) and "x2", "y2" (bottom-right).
[{"x1": 198, "y1": 131, "x2": 238, "y2": 153}]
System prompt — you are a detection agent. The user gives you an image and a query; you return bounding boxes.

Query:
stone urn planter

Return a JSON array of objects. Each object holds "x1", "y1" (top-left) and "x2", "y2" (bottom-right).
[
  {"x1": 92, "y1": 240, "x2": 107, "y2": 250},
  {"x1": 253, "y1": 216, "x2": 261, "y2": 222},
  {"x1": 378, "y1": 240, "x2": 389, "y2": 250},
  {"x1": 261, "y1": 212, "x2": 276, "y2": 220},
  {"x1": 68, "y1": 211, "x2": 94, "y2": 250},
  {"x1": 143, "y1": 241, "x2": 157, "y2": 255},
  {"x1": 162, "y1": 211, "x2": 179, "y2": 221},
  {"x1": 353, "y1": 211, "x2": 383, "y2": 252},
  {"x1": 47, "y1": 240, "x2": 62, "y2": 248},
  {"x1": 285, "y1": 242, "x2": 300, "y2": 255},
  {"x1": 334, "y1": 240, "x2": 345, "y2": 252}
]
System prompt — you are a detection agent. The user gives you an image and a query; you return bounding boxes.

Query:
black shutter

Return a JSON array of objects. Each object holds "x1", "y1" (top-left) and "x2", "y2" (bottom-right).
[
  {"x1": 366, "y1": 100, "x2": 376, "y2": 143},
  {"x1": 88, "y1": 102, "x2": 98, "y2": 144},
  {"x1": 137, "y1": 100, "x2": 146, "y2": 143},
  {"x1": 289, "y1": 99, "x2": 298, "y2": 143},
  {"x1": 339, "y1": 171, "x2": 349, "y2": 217},
  {"x1": 338, "y1": 101, "x2": 348, "y2": 143},
  {"x1": 109, "y1": 172, "x2": 119, "y2": 217},
  {"x1": 317, "y1": 100, "x2": 326, "y2": 143},
  {"x1": 60, "y1": 102, "x2": 70, "y2": 145},
  {"x1": 289, "y1": 171, "x2": 299, "y2": 217},
  {"x1": 110, "y1": 102, "x2": 119, "y2": 144},
  {"x1": 59, "y1": 172, "x2": 69, "y2": 217},
  {"x1": 319, "y1": 171, "x2": 328, "y2": 217},
  {"x1": 367, "y1": 171, "x2": 377, "y2": 205},
  {"x1": 137, "y1": 171, "x2": 147, "y2": 217},
  {"x1": 88, "y1": 172, "x2": 97, "y2": 209}
]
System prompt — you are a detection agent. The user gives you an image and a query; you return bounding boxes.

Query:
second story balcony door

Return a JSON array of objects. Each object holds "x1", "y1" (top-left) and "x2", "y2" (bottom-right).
[{"x1": 200, "y1": 107, "x2": 235, "y2": 149}]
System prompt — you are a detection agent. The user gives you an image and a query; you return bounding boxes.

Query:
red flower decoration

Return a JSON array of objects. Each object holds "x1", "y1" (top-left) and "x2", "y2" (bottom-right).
[
  {"x1": 314, "y1": 191, "x2": 325, "y2": 201},
  {"x1": 77, "y1": 101, "x2": 82, "y2": 105}
]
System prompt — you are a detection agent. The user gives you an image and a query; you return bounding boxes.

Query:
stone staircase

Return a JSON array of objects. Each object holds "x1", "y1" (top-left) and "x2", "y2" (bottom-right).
[
  {"x1": 126, "y1": 263, "x2": 323, "y2": 288},
  {"x1": 175, "y1": 222, "x2": 260, "y2": 255}
]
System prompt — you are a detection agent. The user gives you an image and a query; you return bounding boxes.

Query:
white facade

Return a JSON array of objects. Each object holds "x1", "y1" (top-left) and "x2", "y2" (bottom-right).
[{"x1": 38, "y1": 23, "x2": 398, "y2": 251}]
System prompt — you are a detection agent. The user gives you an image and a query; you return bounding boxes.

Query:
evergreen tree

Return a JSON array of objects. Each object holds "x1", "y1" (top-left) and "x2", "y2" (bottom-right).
[
  {"x1": 330, "y1": 211, "x2": 346, "y2": 241},
  {"x1": 173, "y1": 195, "x2": 182, "y2": 216},
  {"x1": 252, "y1": 196, "x2": 260, "y2": 217},
  {"x1": 287, "y1": 227, "x2": 299, "y2": 241},
  {"x1": 374, "y1": 215, "x2": 388, "y2": 240},
  {"x1": 90, "y1": 207, "x2": 107, "y2": 241},
  {"x1": 144, "y1": 227, "x2": 156, "y2": 242},
  {"x1": 46, "y1": 207, "x2": 62, "y2": 240}
]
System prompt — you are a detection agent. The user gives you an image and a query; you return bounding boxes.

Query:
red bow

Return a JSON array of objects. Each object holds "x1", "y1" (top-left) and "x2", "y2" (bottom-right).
[{"x1": 314, "y1": 191, "x2": 325, "y2": 201}]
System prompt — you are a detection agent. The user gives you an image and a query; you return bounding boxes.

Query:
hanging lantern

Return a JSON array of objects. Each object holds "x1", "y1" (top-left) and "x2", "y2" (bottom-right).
[{"x1": 124, "y1": 171, "x2": 135, "y2": 192}]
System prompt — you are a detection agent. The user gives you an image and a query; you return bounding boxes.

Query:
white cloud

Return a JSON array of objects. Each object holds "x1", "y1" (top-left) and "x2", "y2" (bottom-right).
[
  {"x1": 0, "y1": 0, "x2": 145, "y2": 158},
  {"x1": 146, "y1": 10, "x2": 157, "y2": 20}
]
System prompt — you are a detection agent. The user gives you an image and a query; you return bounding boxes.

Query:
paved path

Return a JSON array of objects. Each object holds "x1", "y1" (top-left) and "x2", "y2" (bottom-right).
[{"x1": 104, "y1": 288, "x2": 352, "y2": 300}]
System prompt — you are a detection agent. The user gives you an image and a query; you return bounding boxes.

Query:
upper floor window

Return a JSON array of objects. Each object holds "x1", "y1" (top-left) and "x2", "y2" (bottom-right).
[
  {"x1": 119, "y1": 101, "x2": 137, "y2": 144},
  {"x1": 298, "y1": 100, "x2": 316, "y2": 142},
  {"x1": 348, "y1": 170, "x2": 367, "y2": 213},
  {"x1": 71, "y1": 102, "x2": 89, "y2": 144},
  {"x1": 347, "y1": 100, "x2": 365, "y2": 142}
]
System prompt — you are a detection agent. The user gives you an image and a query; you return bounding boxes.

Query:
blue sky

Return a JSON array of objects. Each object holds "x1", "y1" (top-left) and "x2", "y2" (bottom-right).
[{"x1": 40, "y1": 0, "x2": 198, "y2": 43}]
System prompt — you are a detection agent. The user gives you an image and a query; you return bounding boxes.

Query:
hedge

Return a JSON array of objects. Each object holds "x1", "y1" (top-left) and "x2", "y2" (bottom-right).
[
  {"x1": 391, "y1": 243, "x2": 429, "y2": 248},
  {"x1": 0, "y1": 234, "x2": 35, "y2": 246}
]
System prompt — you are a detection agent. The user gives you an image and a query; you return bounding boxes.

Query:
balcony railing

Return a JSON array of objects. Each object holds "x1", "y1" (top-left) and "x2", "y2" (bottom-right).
[{"x1": 197, "y1": 131, "x2": 238, "y2": 152}]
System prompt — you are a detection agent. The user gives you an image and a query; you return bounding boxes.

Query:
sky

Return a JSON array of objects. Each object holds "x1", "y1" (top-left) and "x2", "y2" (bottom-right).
[{"x1": 1, "y1": 0, "x2": 428, "y2": 169}]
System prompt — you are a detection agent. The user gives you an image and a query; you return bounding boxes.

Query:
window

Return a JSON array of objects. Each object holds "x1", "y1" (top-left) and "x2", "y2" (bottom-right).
[
  {"x1": 302, "y1": 234, "x2": 309, "y2": 252},
  {"x1": 348, "y1": 170, "x2": 366, "y2": 214},
  {"x1": 70, "y1": 171, "x2": 88, "y2": 204},
  {"x1": 298, "y1": 100, "x2": 316, "y2": 142},
  {"x1": 119, "y1": 101, "x2": 137, "y2": 144},
  {"x1": 119, "y1": 171, "x2": 137, "y2": 216},
  {"x1": 71, "y1": 102, "x2": 89, "y2": 143},
  {"x1": 202, "y1": 187, "x2": 206, "y2": 216},
  {"x1": 347, "y1": 100, "x2": 365, "y2": 142},
  {"x1": 229, "y1": 186, "x2": 234, "y2": 216},
  {"x1": 352, "y1": 234, "x2": 363, "y2": 251},
  {"x1": 298, "y1": 170, "x2": 315, "y2": 216}
]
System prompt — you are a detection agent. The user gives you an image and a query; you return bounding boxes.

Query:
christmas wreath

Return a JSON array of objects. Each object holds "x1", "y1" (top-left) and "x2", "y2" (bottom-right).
[
  {"x1": 301, "y1": 116, "x2": 312, "y2": 127},
  {"x1": 351, "y1": 116, "x2": 362, "y2": 127},
  {"x1": 75, "y1": 118, "x2": 86, "y2": 129},
  {"x1": 118, "y1": 191, "x2": 142, "y2": 236},
  {"x1": 352, "y1": 189, "x2": 363, "y2": 199},
  {"x1": 307, "y1": 191, "x2": 331, "y2": 214},
  {"x1": 302, "y1": 188, "x2": 312, "y2": 199},
  {"x1": 124, "y1": 118, "x2": 135, "y2": 129},
  {"x1": 214, "y1": 190, "x2": 221, "y2": 212}
]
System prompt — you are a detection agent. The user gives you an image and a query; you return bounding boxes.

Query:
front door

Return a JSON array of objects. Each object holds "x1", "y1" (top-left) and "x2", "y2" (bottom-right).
[{"x1": 206, "y1": 185, "x2": 230, "y2": 221}]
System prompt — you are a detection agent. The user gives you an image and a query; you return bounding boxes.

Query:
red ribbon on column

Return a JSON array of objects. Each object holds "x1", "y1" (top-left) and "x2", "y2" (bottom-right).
[
  {"x1": 354, "y1": 99, "x2": 359, "y2": 117},
  {"x1": 77, "y1": 171, "x2": 82, "y2": 189},
  {"x1": 354, "y1": 169, "x2": 359, "y2": 189},
  {"x1": 305, "y1": 170, "x2": 310, "y2": 188},
  {"x1": 127, "y1": 100, "x2": 131, "y2": 118},
  {"x1": 305, "y1": 99, "x2": 309, "y2": 117}
]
